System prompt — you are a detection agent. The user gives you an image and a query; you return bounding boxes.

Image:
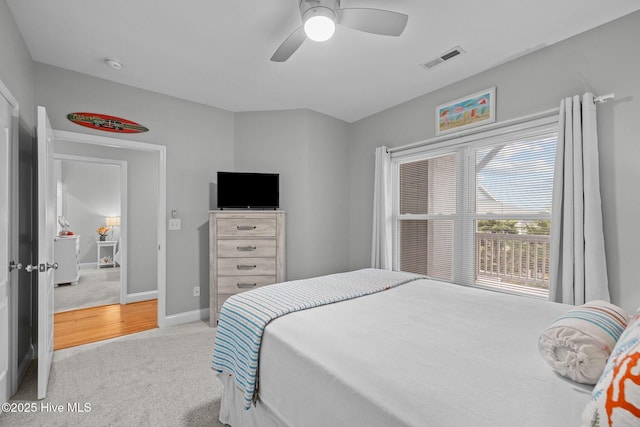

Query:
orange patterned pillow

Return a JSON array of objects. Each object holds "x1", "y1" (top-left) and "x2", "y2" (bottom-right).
[{"x1": 582, "y1": 309, "x2": 640, "y2": 426}]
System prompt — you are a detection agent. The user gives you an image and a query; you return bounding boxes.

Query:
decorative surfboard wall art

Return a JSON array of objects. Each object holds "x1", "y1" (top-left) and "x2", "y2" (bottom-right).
[{"x1": 67, "y1": 112, "x2": 149, "y2": 133}]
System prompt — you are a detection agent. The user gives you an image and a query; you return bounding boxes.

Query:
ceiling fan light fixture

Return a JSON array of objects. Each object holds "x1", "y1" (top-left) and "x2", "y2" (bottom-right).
[
  {"x1": 272, "y1": 0, "x2": 405, "y2": 62},
  {"x1": 303, "y1": 7, "x2": 336, "y2": 42}
]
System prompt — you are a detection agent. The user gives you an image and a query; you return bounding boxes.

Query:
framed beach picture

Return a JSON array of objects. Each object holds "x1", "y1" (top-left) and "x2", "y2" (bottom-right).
[{"x1": 436, "y1": 87, "x2": 496, "y2": 135}]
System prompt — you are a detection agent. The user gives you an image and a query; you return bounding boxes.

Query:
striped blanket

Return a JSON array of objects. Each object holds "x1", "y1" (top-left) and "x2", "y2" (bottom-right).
[{"x1": 211, "y1": 268, "x2": 424, "y2": 409}]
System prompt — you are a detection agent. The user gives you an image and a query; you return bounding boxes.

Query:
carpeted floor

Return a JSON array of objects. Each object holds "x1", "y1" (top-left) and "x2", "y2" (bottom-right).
[
  {"x1": 1, "y1": 321, "x2": 225, "y2": 427},
  {"x1": 54, "y1": 265, "x2": 121, "y2": 313}
]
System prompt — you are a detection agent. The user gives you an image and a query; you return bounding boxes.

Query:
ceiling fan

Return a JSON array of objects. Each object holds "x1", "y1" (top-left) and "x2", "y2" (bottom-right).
[{"x1": 271, "y1": 0, "x2": 408, "y2": 62}]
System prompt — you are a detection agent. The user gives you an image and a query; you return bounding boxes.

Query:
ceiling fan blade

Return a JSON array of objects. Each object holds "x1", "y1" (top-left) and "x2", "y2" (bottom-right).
[
  {"x1": 338, "y1": 8, "x2": 408, "y2": 36},
  {"x1": 271, "y1": 26, "x2": 306, "y2": 62}
]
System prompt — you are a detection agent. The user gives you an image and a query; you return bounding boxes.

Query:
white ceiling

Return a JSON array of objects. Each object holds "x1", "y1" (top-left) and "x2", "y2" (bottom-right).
[{"x1": 7, "y1": 0, "x2": 640, "y2": 123}]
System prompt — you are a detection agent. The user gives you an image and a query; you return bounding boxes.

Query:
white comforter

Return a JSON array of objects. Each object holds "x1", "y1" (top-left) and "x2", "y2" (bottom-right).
[{"x1": 220, "y1": 277, "x2": 592, "y2": 427}]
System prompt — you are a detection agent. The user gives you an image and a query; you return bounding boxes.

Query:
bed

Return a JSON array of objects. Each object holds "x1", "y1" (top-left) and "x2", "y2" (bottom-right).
[{"x1": 212, "y1": 269, "x2": 593, "y2": 427}]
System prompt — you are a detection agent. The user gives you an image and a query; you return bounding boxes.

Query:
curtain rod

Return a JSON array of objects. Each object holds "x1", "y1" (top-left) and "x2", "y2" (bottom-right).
[
  {"x1": 595, "y1": 93, "x2": 615, "y2": 103},
  {"x1": 386, "y1": 93, "x2": 615, "y2": 154}
]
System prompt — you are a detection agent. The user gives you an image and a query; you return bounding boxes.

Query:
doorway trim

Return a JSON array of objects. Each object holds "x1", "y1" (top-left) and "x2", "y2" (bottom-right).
[
  {"x1": 53, "y1": 153, "x2": 128, "y2": 305},
  {"x1": 53, "y1": 130, "x2": 167, "y2": 327},
  {"x1": 0, "y1": 78, "x2": 19, "y2": 400}
]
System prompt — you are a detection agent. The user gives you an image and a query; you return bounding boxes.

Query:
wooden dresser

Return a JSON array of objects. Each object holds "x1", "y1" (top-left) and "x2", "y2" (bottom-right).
[{"x1": 209, "y1": 210, "x2": 285, "y2": 325}]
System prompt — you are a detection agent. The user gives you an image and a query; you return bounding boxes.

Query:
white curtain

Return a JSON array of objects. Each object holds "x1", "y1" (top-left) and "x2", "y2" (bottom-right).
[
  {"x1": 371, "y1": 146, "x2": 392, "y2": 269},
  {"x1": 549, "y1": 93, "x2": 609, "y2": 305}
]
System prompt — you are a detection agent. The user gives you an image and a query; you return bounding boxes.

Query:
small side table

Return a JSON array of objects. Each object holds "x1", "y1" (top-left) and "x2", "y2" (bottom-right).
[{"x1": 97, "y1": 240, "x2": 117, "y2": 268}]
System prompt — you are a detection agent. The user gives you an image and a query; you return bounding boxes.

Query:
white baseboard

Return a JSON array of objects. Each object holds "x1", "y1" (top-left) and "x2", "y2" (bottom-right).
[
  {"x1": 126, "y1": 290, "x2": 158, "y2": 304},
  {"x1": 162, "y1": 308, "x2": 210, "y2": 327}
]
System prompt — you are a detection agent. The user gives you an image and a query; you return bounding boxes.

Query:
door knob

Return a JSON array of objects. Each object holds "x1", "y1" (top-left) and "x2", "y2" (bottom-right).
[
  {"x1": 9, "y1": 261, "x2": 22, "y2": 272},
  {"x1": 25, "y1": 263, "x2": 58, "y2": 272}
]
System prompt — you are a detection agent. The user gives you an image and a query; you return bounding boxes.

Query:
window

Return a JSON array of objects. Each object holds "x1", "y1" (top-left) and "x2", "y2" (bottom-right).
[
  {"x1": 397, "y1": 153, "x2": 456, "y2": 280},
  {"x1": 392, "y1": 119, "x2": 557, "y2": 297}
]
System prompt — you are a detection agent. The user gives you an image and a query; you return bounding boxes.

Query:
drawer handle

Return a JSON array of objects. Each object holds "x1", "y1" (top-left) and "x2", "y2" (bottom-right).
[
  {"x1": 237, "y1": 226, "x2": 257, "y2": 231},
  {"x1": 237, "y1": 283, "x2": 257, "y2": 289},
  {"x1": 237, "y1": 246, "x2": 257, "y2": 252},
  {"x1": 237, "y1": 264, "x2": 257, "y2": 270}
]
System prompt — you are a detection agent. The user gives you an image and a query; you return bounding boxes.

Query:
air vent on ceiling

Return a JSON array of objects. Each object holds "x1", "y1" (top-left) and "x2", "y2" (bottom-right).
[{"x1": 421, "y1": 46, "x2": 465, "y2": 70}]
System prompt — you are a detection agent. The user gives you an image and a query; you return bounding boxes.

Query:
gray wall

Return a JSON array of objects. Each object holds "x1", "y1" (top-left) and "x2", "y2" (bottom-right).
[
  {"x1": 306, "y1": 112, "x2": 351, "y2": 277},
  {"x1": 0, "y1": 0, "x2": 34, "y2": 129},
  {"x1": 348, "y1": 11, "x2": 640, "y2": 313},
  {"x1": 35, "y1": 63, "x2": 235, "y2": 315},
  {"x1": 235, "y1": 110, "x2": 351, "y2": 280}
]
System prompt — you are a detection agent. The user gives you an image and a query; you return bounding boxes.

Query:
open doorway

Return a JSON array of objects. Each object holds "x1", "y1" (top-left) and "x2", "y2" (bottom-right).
[
  {"x1": 49, "y1": 129, "x2": 167, "y2": 350},
  {"x1": 52, "y1": 154, "x2": 127, "y2": 313}
]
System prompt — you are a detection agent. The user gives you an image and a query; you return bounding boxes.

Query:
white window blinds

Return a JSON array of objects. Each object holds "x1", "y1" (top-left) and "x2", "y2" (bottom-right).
[
  {"x1": 392, "y1": 118, "x2": 557, "y2": 297},
  {"x1": 474, "y1": 136, "x2": 556, "y2": 216},
  {"x1": 397, "y1": 153, "x2": 456, "y2": 281}
]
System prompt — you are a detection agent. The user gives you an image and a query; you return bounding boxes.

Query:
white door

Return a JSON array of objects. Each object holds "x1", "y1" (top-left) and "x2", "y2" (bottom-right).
[
  {"x1": 36, "y1": 106, "x2": 56, "y2": 400},
  {"x1": 0, "y1": 83, "x2": 13, "y2": 404}
]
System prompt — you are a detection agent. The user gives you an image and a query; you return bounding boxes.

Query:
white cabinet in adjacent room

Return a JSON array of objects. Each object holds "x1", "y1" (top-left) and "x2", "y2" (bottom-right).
[{"x1": 54, "y1": 236, "x2": 80, "y2": 285}]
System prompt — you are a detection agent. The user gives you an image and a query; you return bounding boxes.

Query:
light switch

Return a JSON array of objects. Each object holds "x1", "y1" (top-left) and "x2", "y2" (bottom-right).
[{"x1": 168, "y1": 219, "x2": 181, "y2": 230}]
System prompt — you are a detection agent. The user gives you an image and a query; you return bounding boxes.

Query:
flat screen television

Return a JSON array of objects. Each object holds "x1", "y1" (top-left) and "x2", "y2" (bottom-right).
[{"x1": 217, "y1": 171, "x2": 279, "y2": 209}]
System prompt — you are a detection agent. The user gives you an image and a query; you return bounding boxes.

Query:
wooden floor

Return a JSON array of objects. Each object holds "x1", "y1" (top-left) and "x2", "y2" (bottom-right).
[{"x1": 54, "y1": 300, "x2": 158, "y2": 351}]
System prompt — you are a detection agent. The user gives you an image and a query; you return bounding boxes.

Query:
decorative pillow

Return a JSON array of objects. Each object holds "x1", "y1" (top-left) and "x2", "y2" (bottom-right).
[
  {"x1": 582, "y1": 308, "x2": 640, "y2": 426},
  {"x1": 538, "y1": 300, "x2": 629, "y2": 385}
]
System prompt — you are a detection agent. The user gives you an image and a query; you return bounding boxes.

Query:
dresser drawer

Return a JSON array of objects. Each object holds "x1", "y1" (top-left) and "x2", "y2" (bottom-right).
[
  {"x1": 217, "y1": 257, "x2": 276, "y2": 276},
  {"x1": 217, "y1": 239, "x2": 277, "y2": 258},
  {"x1": 217, "y1": 218, "x2": 276, "y2": 237},
  {"x1": 218, "y1": 275, "x2": 276, "y2": 294}
]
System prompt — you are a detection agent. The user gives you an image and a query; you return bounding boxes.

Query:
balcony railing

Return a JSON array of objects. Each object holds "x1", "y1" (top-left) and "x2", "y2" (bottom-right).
[{"x1": 475, "y1": 232, "x2": 550, "y2": 292}]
